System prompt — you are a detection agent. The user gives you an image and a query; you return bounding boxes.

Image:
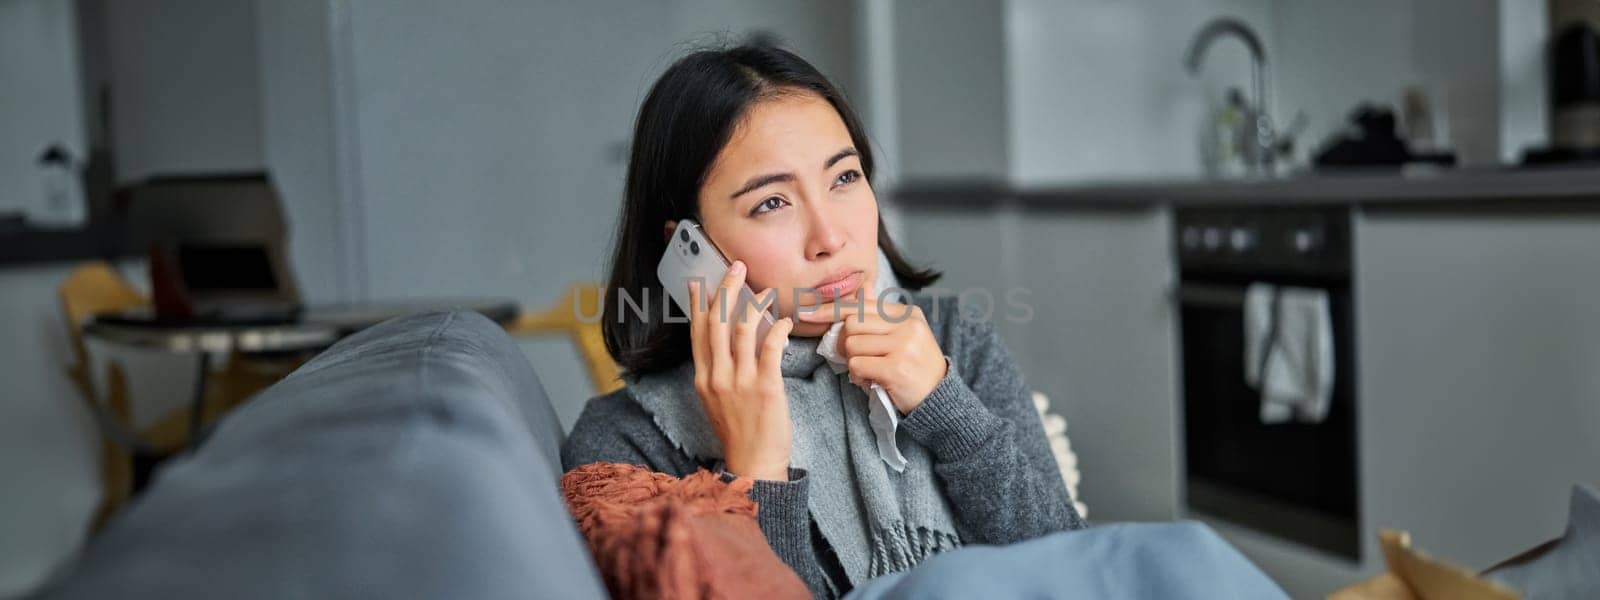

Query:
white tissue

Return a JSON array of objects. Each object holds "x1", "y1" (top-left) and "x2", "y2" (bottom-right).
[{"x1": 817, "y1": 321, "x2": 909, "y2": 473}]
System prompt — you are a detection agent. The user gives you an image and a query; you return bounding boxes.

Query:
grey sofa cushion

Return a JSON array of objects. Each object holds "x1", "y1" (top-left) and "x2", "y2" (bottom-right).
[
  {"x1": 1486, "y1": 483, "x2": 1600, "y2": 600},
  {"x1": 33, "y1": 311, "x2": 607, "y2": 599}
]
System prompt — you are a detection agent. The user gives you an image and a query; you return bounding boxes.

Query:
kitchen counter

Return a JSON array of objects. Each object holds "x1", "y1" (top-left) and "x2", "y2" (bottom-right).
[{"x1": 895, "y1": 165, "x2": 1600, "y2": 211}]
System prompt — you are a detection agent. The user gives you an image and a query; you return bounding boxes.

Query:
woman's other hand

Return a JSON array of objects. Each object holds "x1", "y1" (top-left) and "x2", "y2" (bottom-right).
[
  {"x1": 797, "y1": 293, "x2": 948, "y2": 414},
  {"x1": 688, "y1": 260, "x2": 796, "y2": 481}
]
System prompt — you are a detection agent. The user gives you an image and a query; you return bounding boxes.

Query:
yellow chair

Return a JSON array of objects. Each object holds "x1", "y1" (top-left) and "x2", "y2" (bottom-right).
[
  {"x1": 60, "y1": 264, "x2": 146, "y2": 530},
  {"x1": 504, "y1": 283, "x2": 623, "y2": 395},
  {"x1": 60, "y1": 262, "x2": 289, "y2": 530}
]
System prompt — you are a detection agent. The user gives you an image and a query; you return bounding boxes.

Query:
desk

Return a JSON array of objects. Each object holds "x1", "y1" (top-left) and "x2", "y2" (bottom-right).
[
  {"x1": 82, "y1": 299, "x2": 520, "y2": 482},
  {"x1": 85, "y1": 300, "x2": 520, "y2": 353}
]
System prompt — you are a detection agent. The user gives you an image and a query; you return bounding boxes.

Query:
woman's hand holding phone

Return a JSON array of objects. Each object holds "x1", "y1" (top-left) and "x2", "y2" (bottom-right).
[{"x1": 688, "y1": 260, "x2": 796, "y2": 481}]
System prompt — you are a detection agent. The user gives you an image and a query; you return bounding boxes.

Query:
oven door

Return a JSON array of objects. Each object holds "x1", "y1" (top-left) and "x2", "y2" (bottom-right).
[{"x1": 1178, "y1": 279, "x2": 1360, "y2": 560}]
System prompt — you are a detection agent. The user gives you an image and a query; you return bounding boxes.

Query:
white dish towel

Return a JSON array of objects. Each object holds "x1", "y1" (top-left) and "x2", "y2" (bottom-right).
[{"x1": 1244, "y1": 283, "x2": 1335, "y2": 424}]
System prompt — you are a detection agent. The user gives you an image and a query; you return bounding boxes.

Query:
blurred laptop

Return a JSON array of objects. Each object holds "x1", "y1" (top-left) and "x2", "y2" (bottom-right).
[
  {"x1": 146, "y1": 241, "x2": 301, "y2": 323},
  {"x1": 117, "y1": 174, "x2": 304, "y2": 324}
]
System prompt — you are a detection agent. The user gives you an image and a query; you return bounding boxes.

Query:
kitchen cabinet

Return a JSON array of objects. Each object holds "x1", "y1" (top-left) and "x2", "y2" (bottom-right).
[
  {"x1": 1354, "y1": 211, "x2": 1600, "y2": 567},
  {"x1": 897, "y1": 198, "x2": 1181, "y2": 525}
]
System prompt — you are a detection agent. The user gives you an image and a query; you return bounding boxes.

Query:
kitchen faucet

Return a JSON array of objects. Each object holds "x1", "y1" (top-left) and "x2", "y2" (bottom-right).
[{"x1": 1185, "y1": 17, "x2": 1280, "y2": 175}]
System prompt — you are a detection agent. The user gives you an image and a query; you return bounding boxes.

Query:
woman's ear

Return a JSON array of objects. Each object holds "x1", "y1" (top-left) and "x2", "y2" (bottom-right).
[{"x1": 663, "y1": 220, "x2": 678, "y2": 243}]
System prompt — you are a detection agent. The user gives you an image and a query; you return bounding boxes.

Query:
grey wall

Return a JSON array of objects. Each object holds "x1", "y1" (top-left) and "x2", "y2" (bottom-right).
[
  {"x1": 854, "y1": 0, "x2": 900, "y2": 191},
  {"x1": 256, "y1": 0, "x2": 346, "y2": 302},
  {"x1": 0, "y1": 0, "x2": 87, "y2": 215},
  {"x1": 107, "y1": 0, "x2": 263, "y2": 182},
  {"x1": 1005, "y1": 0, "x2": 1274, "y2": 183},
  {"x1": 1499, "y1": 0, "x2": 1548, "y2": 162},
  {"x1": 662, "y1": 0, "x2": 860, "y2": 98},
  {"x1": 892, "y1": 0, "x2": 1010, "y2": 182}
]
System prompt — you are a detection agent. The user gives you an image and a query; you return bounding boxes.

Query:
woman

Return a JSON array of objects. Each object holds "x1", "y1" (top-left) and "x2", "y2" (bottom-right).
[{"x1": 561, "y1": 43, "x2": 1085, "y2": 599}]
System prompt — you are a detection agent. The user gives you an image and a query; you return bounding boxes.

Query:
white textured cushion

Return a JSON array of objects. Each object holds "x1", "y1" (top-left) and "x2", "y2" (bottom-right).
[{"x1": 1032, "y1": 391, "x2": 1088, "y2": 519}]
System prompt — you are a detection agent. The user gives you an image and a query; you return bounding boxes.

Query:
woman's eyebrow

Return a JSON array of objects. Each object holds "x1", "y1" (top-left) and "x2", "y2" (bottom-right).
[
  {"x1": 823, "y1": 147, "x2": 858, "y2": 169},
  {"x1": 729, "y1": 147, "x2": 860, "y2": 200},
  {"x1": 731, "y1": 173, "x2": 794, "y2": 199}
]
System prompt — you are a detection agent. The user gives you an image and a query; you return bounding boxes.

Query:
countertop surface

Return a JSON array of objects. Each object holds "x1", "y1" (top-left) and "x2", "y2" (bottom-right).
[{"x1": 894, "y1": 165, "x2": 1600, "y2": 210}]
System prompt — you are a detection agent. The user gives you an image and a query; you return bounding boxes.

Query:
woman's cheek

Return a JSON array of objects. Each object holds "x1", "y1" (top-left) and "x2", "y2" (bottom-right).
[
  {"x1": 736, "y1": 253, "x2": 798, "y2": 304},
  {"x1": 850, "y1": 192, "x2": 880, "y2": 238}
]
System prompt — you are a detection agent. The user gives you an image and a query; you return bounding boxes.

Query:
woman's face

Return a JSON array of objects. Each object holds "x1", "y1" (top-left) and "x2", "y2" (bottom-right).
[{"x1": 688, "y1": 91, "x2": 880, "y2": 337}]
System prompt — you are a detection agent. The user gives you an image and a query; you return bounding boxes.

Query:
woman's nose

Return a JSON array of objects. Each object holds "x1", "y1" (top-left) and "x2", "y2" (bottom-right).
[{"x1": 803, "y1": 203, "x2": 847, "y2": 260}]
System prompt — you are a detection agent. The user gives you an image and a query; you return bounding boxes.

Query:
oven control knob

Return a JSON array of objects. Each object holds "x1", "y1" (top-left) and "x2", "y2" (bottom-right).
[
  {"x1": 1202, "y1": 227, "x2": 1222, "y2": 251},
  {"x1": 1229, "y1": 227, "x2": 1255, "y2": 253},
  {"x1": 1182, "y1": 226, "x2": 1201, "y2": 250},
  {"x1": 1291, "y1": 228, "x2": 1321, "y2": 254}
]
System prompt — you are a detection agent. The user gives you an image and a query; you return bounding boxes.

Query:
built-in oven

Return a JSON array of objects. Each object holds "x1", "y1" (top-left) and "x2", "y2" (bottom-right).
[{"x1": 1175, "y1": 205, "x2": 1361, "y2": 561}]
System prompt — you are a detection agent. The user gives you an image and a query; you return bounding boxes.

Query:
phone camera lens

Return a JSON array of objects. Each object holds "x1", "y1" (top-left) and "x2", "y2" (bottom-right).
[
  {"x1": 680, "y1": 229, "x2": 690, "y2": 242},
  {"x1": 689, "y1": 241, "x2": 700, "y2": 255}
]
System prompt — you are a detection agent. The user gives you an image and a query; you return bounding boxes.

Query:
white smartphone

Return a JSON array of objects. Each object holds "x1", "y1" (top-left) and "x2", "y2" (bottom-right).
[{"x1": 657, "y1": 218, "x2": 775, "y2": 346}]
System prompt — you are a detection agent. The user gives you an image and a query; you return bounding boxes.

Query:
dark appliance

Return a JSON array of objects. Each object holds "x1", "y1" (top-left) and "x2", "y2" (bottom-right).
[
  {"x1": 1524, "y1": 0, "x2": 1600, "y2": 164},
  {"x1": 1175, "y1": 206, "x2": 1361, "y2": 561}
]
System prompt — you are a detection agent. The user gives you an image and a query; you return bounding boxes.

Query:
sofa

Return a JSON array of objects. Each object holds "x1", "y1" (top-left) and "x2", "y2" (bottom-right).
[{"x1": 29, "y1": 310, "x2": 609, "y2": 599}]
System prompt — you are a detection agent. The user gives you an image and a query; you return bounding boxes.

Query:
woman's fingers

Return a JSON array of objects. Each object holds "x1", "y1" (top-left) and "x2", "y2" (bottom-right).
[
  {"x1": 796, "y1": 294, "x2": 907, "y2": 335},
  {"x1": 687, "y1": 280, "x2": 708, "y2": 385},
  {"x1": 794, "y1": 297, "x2": 859, "y2": 323},
  {"x1": 733, "y1": 287, "x2": 775, "y2": 374},
  {"x1": 840, "y1": 331, "x2": 897, "y2": 358},
  {"x1": 706, "y1": 261, "x2": 746, "y2": 390},
  {"x1": 758, "y1": 316, "x2": 795, "y2": 379},
  {"x1": 846, "y1": 354, "x2": 894, "y2": 387},
  {"x1": 840, "y1": 312, "x2": 896, "y2": 336}
]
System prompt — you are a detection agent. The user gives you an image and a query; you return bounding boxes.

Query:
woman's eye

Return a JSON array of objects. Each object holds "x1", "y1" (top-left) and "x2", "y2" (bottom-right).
[
  {"x1": 750, "y1": 196, "x2": 788, "y2": 215},
  {"x1": 834, "y1": 169, "x2": 862, "y2": 187}
]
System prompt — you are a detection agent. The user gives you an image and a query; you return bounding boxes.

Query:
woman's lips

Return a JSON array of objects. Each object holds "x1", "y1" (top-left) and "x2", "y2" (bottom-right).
[{"x1": 813, "y1": 271, "x2": 863, "y2": 302}]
